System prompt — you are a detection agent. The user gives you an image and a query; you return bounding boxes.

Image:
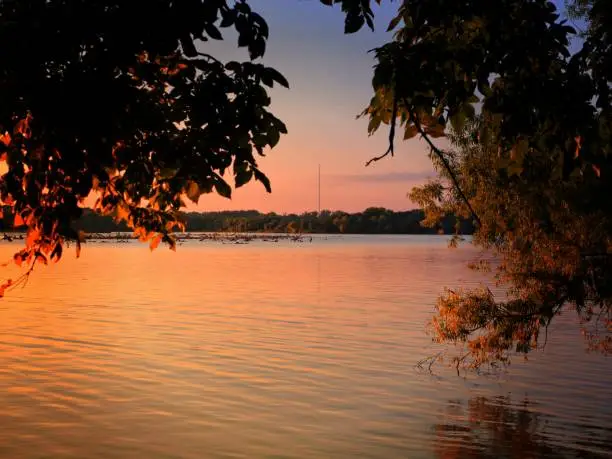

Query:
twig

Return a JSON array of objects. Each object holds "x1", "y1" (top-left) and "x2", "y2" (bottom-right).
[
  {"x1": 365, "y1": 94, "x2": 398, "y2": 167},
  {"x1": 196, "y1": 52, "x2": 222, "y2": 64},
  {"x1": 2, "y1": 258, "x2": 37, "y2": 295},
  {"x1": 455, "y1": 352, "x2": 469, "y2": 376},
  {"x1": 416, "y1": 351, "x2": 443, "y2": 373},
  {"x1": 410, "y1": 111, "x2": 482, "y2": 227}
]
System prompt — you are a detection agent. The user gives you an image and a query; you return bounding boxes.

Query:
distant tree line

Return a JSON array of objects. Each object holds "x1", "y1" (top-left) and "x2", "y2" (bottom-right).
[{"x1": 1, "y1": 206, "x2": 473, "y2": 235}]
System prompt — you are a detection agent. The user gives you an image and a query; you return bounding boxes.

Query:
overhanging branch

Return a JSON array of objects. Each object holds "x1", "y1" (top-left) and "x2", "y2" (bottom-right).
[
  {"x1": 410, "y1": 111, "x2": 482, "y2": 227},
  {"x1": 365, "y1": 93, "x2": 398, "y2": 167}
]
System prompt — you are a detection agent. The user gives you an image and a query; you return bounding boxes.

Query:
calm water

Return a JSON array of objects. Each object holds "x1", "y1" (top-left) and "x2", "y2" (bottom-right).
[{"x1": 0, "y1": 235, "x2": 610, "y2": 458}]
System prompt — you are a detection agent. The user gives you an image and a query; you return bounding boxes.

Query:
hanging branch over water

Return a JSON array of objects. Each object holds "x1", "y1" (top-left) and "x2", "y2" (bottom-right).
[
  {"x1": 365, "y1": 91, "x2": 398, "y2": 167},
  {"x1": 410, "y1": 111, "x2": 482, "y2": 227}
]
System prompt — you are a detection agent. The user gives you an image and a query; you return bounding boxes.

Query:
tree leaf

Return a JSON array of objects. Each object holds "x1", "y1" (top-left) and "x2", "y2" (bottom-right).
[
  {"x1": 149, "y1": 234, "x2": 162, "y2": 251},
  {"x1": 235, "y1": 168, "x2": 253, "y2": 188},
  {"x1": 253, "y1": 168, "x2": 272, "y2": 193},
  {"x1": 268, "y1": 127, "x2": 281, "y2": 148},
  {"x1": 219, "y1": 10, "x2": 235, "y2": 28},
  {"x1": 387, "y1": 14, "x2": 402, "y2": 32},
  {"x1": 404, "y1": 124, "x2": 418, "y2": 140},
  {"x1": 50, "y1": 242, "x2": 63, "y2": 263},
  {"x1": 264, "y1": 68, "x2": 289, "y2": 89},
  {"x1": 203, "y1": 23, "x2": 223, "y2": 40},
  {"x1": 368, "y1": 115, "x2": 382, "y2": 135},
  {"x1": 214, "y1": 178, "x2": 232, "y2": 199},
  {"x1": 186, "y1": 181, "x2": 200, "y2": 204},
  {"x1": 225, "y1": 61, "x2": 242, "y2": 73},
  {"x1": 345, "y1": 14, "x2": 365, "y2": 34}
]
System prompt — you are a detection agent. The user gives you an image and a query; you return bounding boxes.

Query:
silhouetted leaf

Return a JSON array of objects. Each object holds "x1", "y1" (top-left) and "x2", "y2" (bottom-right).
[
  {"x1": 235, "y1": 168, "x2": 253, "y2": 188},
  {"x1": 387, "y1": 14, "x2": 402, "y2": 32},
  {"x1": 263, "y1": 68, "x2": 289, "y2": 88},
  {"x1": 214, "y1": 178, "x2": 232, "y2": 199},
  {"x1": 203, "y1": 23, "x2": 223, "y2": 40},
  {"x1": 253, "y1": 168, "x2": 271, "y2": 193},
  {"x1": 345, "y1": 14, "x2": 365, "y2": 34}
]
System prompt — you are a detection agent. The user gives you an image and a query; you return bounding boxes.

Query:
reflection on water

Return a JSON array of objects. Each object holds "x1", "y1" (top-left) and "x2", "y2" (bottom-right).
[
  {"x1": 0, "y1": 235, "x2": 609, "y2": 458},
  {"x1": 435, "y1": 396, "x2": 612, "y2": 458}
]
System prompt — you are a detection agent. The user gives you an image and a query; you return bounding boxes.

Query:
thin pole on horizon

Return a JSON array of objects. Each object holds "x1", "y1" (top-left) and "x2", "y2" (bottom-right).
[{"x1": 318, "y1": 164, "x2": 321, "y2": 215}]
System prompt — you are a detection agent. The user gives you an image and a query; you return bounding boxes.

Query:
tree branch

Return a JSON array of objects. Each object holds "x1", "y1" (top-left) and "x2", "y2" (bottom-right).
[
  {"x1": 365, "y1": 94, "x2": 398, "y2": 167},
  {"x1": 416, "y1": 351, "x2": 444, "y2": 373},
  {"x1": 196, "y1": 52, "x2": 222, "y2": 64},
  {"x1": 410, "y1": 111, "x2": 482, "y2": 227}
]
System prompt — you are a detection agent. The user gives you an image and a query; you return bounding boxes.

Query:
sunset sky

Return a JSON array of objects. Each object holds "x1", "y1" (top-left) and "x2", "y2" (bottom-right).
[{"x1": 195, "y1": 0, "x2": 438, "y2": 214}]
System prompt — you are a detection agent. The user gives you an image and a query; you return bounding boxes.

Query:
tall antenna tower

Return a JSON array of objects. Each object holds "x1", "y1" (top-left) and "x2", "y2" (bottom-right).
[{"x1": 318, "y1": 163, "x2": 321, "y2": 214}]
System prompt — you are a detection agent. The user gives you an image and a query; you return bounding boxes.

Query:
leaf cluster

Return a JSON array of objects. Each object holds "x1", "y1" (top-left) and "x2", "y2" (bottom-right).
[
  {"x1": 326, "y1": 0, "x2": 612, "y2": 369},
  {"x1": 0, "y1": 0, "x2": 288, "y2": 290}
]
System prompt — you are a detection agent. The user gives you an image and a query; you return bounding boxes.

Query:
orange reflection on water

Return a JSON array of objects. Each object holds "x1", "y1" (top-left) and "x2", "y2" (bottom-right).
[{"x1": 0, "y1": 237, "x2": 610, "y2": 458}]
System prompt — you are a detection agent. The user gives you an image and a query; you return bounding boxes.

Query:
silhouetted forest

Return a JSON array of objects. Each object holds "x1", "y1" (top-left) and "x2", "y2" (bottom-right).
[
  {"x1": 79, "y1": 208, "x2": 474, "y2": 234},
  {"x1": 0, "y1": 206, "x2": 473, "y2": 235},
  {"x1": 109, "y1": 208, "x2": 474, "y2": 234}
]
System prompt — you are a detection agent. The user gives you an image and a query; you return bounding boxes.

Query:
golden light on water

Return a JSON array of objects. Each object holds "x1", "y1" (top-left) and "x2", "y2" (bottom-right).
[{"x1": 0, "y1": 238, "x2": 610, "y2": 457}]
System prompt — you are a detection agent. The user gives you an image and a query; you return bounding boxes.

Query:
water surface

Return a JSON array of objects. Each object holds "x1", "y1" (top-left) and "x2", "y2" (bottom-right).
[{"x1": 0, "y1": 235, "x2": 610, "y2": 458}]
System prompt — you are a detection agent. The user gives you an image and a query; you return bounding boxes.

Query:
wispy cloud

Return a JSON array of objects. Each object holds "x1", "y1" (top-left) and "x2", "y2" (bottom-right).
[{"x1": 332, "y1": 171, "x2": 433, "y2": 184}]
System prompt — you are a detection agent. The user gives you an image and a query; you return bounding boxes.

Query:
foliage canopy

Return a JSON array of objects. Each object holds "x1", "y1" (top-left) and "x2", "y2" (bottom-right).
[
  {"x1": 0, "y1": 0, "x2": 289, "y2": 290},
  {"x1": 327, "y1": 0, "x2": 612, "y2": 369}
]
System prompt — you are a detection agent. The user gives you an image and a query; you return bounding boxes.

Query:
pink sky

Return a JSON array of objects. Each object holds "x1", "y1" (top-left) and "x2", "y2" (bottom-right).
[{"x1": 189, "y1": 0, "x2": 437, "y2": 214}]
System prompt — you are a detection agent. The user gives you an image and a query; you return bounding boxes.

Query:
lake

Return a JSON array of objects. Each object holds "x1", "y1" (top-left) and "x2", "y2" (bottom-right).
[{"x1": 0, "y1": 235, "x2": 610, "y2": 458}]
